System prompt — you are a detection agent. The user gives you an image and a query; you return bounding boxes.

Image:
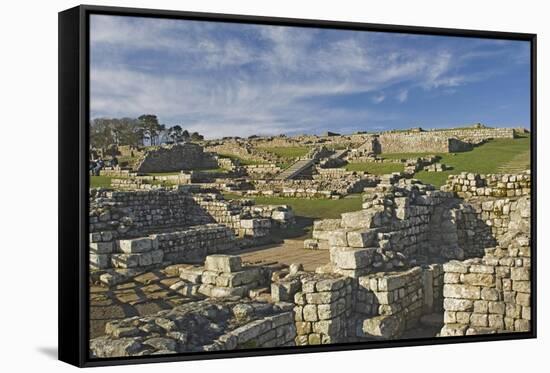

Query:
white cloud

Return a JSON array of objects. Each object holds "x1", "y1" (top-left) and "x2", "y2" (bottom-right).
[
  {"x1": 396, "y1": 89, "x2": 409, "y2": 103},
  {"x1": 89, "y1": 15, "x2": 526, "y2": 138}
]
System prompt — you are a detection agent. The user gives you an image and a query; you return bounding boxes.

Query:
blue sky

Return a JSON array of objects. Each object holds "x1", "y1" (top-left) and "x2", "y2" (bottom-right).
[{"x1": 90, "y1": 15, "x2": 530, "y2": 139}]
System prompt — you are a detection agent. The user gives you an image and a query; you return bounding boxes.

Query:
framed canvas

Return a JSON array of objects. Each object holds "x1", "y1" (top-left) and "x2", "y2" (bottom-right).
[{"x1": 58, "y1": 4, "x2": 537, "y2": 367}]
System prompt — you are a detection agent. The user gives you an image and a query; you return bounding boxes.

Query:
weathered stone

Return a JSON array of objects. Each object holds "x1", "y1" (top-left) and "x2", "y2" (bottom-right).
[
  {"x1": 346, "y1": 229, "x2": 377, "y2": 248},
  {"x1": 461, "y1": 273, "x2": 494, "y2": 286},
  {"x1": 118, "y1": 237, "x2": 156, "y2": 253},
  {"x1": 205, "y1": 255, "x2": 242, "y2": 273},
  {"x1": 330, "y1": 247, "x2": 374, "y2": 269},
  {"x1": 361, "y1": 315, "x2": 403, "y2": 339},
  {"x1": 444, "y1": 298, "x2": 474, "y2": 311},
  {"x1": 443, "y1": 284, "x2": 480, "y2": 300}
]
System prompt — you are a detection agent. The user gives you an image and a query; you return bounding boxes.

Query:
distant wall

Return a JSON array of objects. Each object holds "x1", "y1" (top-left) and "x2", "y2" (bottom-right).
[
  {"x1": 377, "y1": 128, "x2": 515, "y2": 154},
  {"x1": 135, "y1": 143, "x2": 217, "y2": 173}
]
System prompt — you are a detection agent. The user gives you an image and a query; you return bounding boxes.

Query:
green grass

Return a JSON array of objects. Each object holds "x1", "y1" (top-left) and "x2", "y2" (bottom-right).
[
  {"x1": 345, "y1": 162, "x2": 404, "y2": 175},
  {"x1": 217, "y1": 153, "x2": 267, "y2": 166},
  {"x1": 258, "y1": 146, "x2": 311, "y2": 159},
  {"x1": 146, "y1": 171, "x2": 183, "y2": 176},
  {"x1": 411, "y1": 136, "x2": 530, "y2": 187},
  {"x1": 223, "y1": 193, "x2": 362, "y2": 219},
  {"x1": 90, "y1": 176, "x2": 113, "y2": 188}
]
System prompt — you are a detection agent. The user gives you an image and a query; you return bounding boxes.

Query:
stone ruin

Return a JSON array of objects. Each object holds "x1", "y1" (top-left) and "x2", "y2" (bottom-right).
[
  {"x1": 89, "y1": 167, "x2": 531, "y2": 357},
  {"x1": 89, "y1": 125, "x2": 530, "y2": 357},
  {"x1": 89, "y1": 187, "x2": 294, "y2": 285}
]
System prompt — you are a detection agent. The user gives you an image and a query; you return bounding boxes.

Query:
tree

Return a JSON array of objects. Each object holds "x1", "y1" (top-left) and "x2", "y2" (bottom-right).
[
  {"x1": 167, "y1": 125, "x2": 184, "y2": 144},
  {"x1": 190, "y1": 131, "x2": 204, "y2": 141},
  {"x1": 137, "y1": 114, "x2": 163, "y2": 146}
]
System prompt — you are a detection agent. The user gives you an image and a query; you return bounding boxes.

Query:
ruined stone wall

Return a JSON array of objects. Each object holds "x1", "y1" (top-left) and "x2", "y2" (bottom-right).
[
  {"x1": 378, "y1": 133, "x2": 455, "y2": 153},
  {"x1": 247, "y1": 174, "x2": 378, "y2": 199},
  {"x1": 90, "y1": 225, "x2": 237, "y2": 272},
  {"x1": 90, "y1": 297, "x2": 296, "y2": 357},
  {"x1": 244, "y1": 164, "x2": 281, "y2": 176},
  {"x1": 293, "y1": 276, "x2": 354, "y2": 345},
  {"x1": 356, "y1": 268, "x2": 425, "y2": 338},
  {"x1": 89, "y1": 189, "x2": 294, "y2": 274},
  {"x1": 440, "y1": 191, "x2": 531, "y2": 336},
  {"x1": 99, "y1": 168, "x2": 137, "y2": 177},
  {"x1": 441, "y1": 250, "x2": 531, "y2": 336},
  {"x1": 135, "y1": 143, "x2": 218, "y2": 173},
  {"x1": 444, "y1": 172, "x2": 531, "y2": 199},
  {"x1": 433, "y1": 127, "x2": 515, "y2": 143}
]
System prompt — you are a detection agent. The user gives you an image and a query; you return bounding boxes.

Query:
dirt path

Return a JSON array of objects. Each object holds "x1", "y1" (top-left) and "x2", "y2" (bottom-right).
[{"x1": 232, "y1": 239, "x2": 329, "y2": 272}]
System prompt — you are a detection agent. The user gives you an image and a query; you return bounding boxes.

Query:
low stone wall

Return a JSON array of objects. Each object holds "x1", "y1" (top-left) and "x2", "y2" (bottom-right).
[
  {"x1": 176, "y1": 255, "x2": 271, "y2": 298},
  {"x1": 440, "y1": 248, "x2": 531, "y2": 336},
  {"x1": 244, "y1": 164, "x2": 281, "y2": 176},
  {"x1": 99, "y1": 168, "x2": 137, "y2": 177},
  {"x1": 444, "y1": 172, "x2": 531, "y2": 198},
  {"x1": 89, "y1": 189, "x2": 294, "y2": 275},
  {"x1": 90, "y1": 224, "x2": 237, "y2": 271}
]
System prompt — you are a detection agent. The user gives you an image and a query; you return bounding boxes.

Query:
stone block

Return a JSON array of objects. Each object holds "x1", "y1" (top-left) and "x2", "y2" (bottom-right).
[
  {"x1": 511, "y1": 267, "x2": 530, "y2": 281},
  {"x1": 90, "y1": 253, "x2": 111, "y2": 269},
  {"x1": 317, "y1": 299, "x2": 347, "y2": 320},
  {"x1": 461, "y1": 273, "x2": 495, "y2": 286},
  {"x1": 444, "y1": 298, "x2": 474, "y2": 311},
  {"x1": 179, "y1": 267, "x2": 203, "y2": 284},
  {"x1": 111, "y1": 253, "x2": 140, "y2": 269},
  {"x1": 443, "y1": 284, "x2": 480, "y2": 300},
  {"x1": 330, "y1": 247, "x2": 374, "y2": 269},
  {"x1": 346, "y1": 229, "x2": 377, "y2": 248},
  {"x1": 514, "y1": 319, "x2": 530, "y2": 332},
  {"x1": 306, "y1": 291, "x2": 340, "y2": 305},
  {"x1": 205, "y1": 255, "x2": 242, "y2": 273},
  {"x1": 488, "y1": 301, "x2": 505, "y2": 315},
  {"x1": 271, "y1": 279, "x2": 301, "y2": 302},
  {"x1": 516, "y1": 292, "x2": 531, "y2": 307},
  {"x1": 443, "y1": 261, "x2": 468, "y2": 274},
  {"x1": 470, "y1": 264, "x2": 494, "y2": 274},
  {"x1": 440, "y1": 323, "x2": 468, "y2": 337},
  {"x1": 480, "y1": 287, "x2": 500, "y2": 301},
  {"x1": 361, "y1": 315, "x2": 403, "y2": 339},
  {"x1": 512, "y1": 280, "x2": 531, "y2": 293},
  {"x1": 328, "y1": 229, "x2": 348, "y2": 247},
  {"x1": 216, "y1": 268, "x2": 261, "y2": 287},
  {"x1": 90, "y1": 242, "x2": 114, "y2": 254},
  {"x1": 340, "y1": 209, "x2": 382, "y2": 229},
  {"x1": 118, "y1": 237, "x2": 156, "y2": 253},
  {"x1": 150, "y1": 249, "x2": 163, "y2": 264},
  {"x1": 303, "y1": 305, "x2": 318, "y2": 322},
  {"x1": 315, "y1": 278, "x2": 346, "y2": 292}
]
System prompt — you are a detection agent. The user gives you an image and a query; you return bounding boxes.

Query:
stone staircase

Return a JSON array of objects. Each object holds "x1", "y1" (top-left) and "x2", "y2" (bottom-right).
[{"x1": 275, "y1": 159, "x2": 315, "y2": 180}]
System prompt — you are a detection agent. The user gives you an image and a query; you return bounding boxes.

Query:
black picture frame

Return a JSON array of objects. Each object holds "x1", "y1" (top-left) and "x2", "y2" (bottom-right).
[{"x1": 58, "y1": 4, "x2": 537, "y2": 368}]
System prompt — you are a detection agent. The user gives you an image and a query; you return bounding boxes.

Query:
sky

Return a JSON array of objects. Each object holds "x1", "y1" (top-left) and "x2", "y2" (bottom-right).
[{"x1": 90, "y1": 15, "x2": 531, "y2": 139}]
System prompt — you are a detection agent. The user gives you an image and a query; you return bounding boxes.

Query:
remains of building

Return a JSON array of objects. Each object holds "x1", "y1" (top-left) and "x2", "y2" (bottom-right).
[{"x1": 89, "y1": 125, "x2": 531, "y2": 357}]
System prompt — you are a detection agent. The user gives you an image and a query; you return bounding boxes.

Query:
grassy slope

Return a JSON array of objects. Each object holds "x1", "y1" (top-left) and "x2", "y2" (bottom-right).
[
  {"x1": 223, "y1": 193, "x2": 362, "y2": 219},
  {"x1": 345, "y1": 162, "x2": 404, "y2": 175},
  {"x1": 258, "y1": 146, "x2": 310, "y2": 159},
  {"x1": 405, "y1": 136, "x2": 530, "y2": 187},
  {"x1": 217, "y1": 153, "x2": 267, "y2": 166},
  {"x1": 90, "y1": 176, "x2": 112, "y2": 188}
]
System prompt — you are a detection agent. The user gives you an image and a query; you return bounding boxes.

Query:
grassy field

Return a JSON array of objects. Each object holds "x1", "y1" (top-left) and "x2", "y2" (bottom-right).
[
  {"x1": 345, "y1": 162, "x2": 404, "y2": 175},
  {"x1": 405, "y1": 136, "x2": 530, "y2": 187},
  {"x1": 217, "y1": 153, "x2": 267, "y2": 166},
  {"x1": 258, "y1": 146, "x2": 310, "y2": 159},
  {"x1": 90, "y1": 176, "x2": 113, "y2": 188},
  {"x1": 223, "y1": 193, "x2": 362, "y2": 219}
]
